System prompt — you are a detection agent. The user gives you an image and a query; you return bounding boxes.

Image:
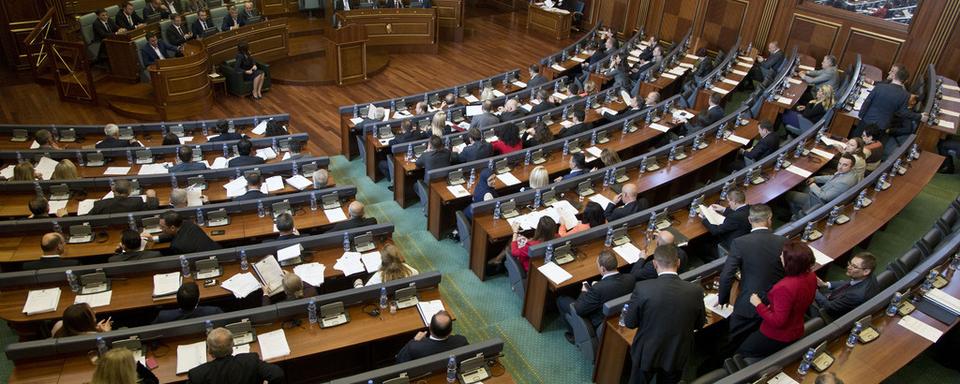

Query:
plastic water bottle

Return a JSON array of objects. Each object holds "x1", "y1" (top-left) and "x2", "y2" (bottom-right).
[
  {"x1": 257, "y1": 200, "x2": 266, "y2": 218},
  {"x1": 618, "y1": 303, "x2": 629, "y2": 327},
  {"x1": 524, "y1": 150, "x2": 532, "y2": 165},
  {"x1": 446, "y1": 355, "x2": 457, "y2": 383},
  {"x1": 639, "y1": 156, "x2": 648, "y2": 174},
  {"x1": 845, "y1": 322, "x2": 862, "y2": 347},
  {"x1": 352, "y1": 105, "x2": 359, "y2": 118},
  {"x1": 875, "y1": 173, "x2": 887, "y2": 192},
  {"x1": 689, "y1": 199, "x2": 699, "y2": 219},
  {"x1": 886, "y1": 292, "x2": 902, "y2": 316},
  {"x1": 96, "y1": 337, "x2": 108, "y2": 357},
  {"x1": 66, "y1": 270, "x2": 80, "y2": 292},
  {"x1": 622, "y1": 119, "x2": 630, "y2": 134},
  {"x1": 775, "y1": 153, "x2": 786, "y2": 171},
  {"x1": 271, "y1": 138, "x2": 279, "y2": 154},
  {"x1": 310, "y1": 192, "x2": 318, "y2": 211},
  {"x1": 160, "y1": 121, "x2": 167, "y2": 136},
  {"x1": 204, "y1": 320, "x2": 214, "y2": 335},
  {"x1": 949, "y1": 253, "x2": 960, "y2": 271},
  {"x1": 196, "y1": 209, "x2": 205, "y2": 226},
  {"x1": 52, "y1": 220, "x2": 62, "y2": 234},
  {"x1": 854, "y1": 190, "x2": 867, "y2": 210},
  {"x1": 493, "y1": 201, "x2": 502, "y2": 220},
  {"x1": 591, "y1": 130, "x2": 598, "y2": 146},
  {"x1": 291, "y1": 161, "x2": 299, "y2": 176},
  {"x1": 797, "y1": 348, "x2": 815, "y2": 376},
  {"x1": 920, "y1": 270, "x2": 938, "y2": 294},
  {"x1": 128, "y1": 214, "x2": 137, "y2": 231},
  {"x1": 562, "y1": 140, "x2": 570, "y2": 156},
  {"x1": 533, "y1": 189, "x2": 542, "y2": 209},
  {"x1": 16, "y1": 151, "x2": 22, "y2": 163},
  {"x1": 170, "y1": 174, "x2": 177, "y2": 189},
  {"x1": 76, "y1": 151, "x2": 84, "y2": 166},
  {"x1": 33, "y1": 181, "x2": 43, "y2": 198},
  {"x1": 379, "y1": 287, "x2": 388, "y2": 310},
  {"x1": 180, "y1": 255, "x2": 191, "y2": 278},
  {"x1": 222, "y1": 143, "x2": 229, "y2": 157},
  {"x1": 827, "y1": 206, "x2": 840, "y2": 226},
  {"x1": 545, "y1": 243, "x2": 554, "y2": 263},
  {"x1": 604, "y1": 227, "x2": 614, "y2": 247},
  {"x1": 406, "y1": 144, "x2": 413, "y2": 161},
  {"x1": 228, "y1": 120, "x2": 235, "y2": 132},
  {"x1": 308, "y1": 298, "x2": 318, "y2": 325},
  {"x1": 201, "y1": 121, "x2": 209, "y2": 136},
  {"x1": 343, "y1": 232, "x2": 351, "y2": 252},
  {"x1": 467, "y1": 168, "x2": 476, "y2": 188},
  {"x1": 487, "y1": 158, "x2": 494, "y2": 171},
  {"x1": 126, "y1": 149, "x2": 134, "y2": 165},
  {"x1": 802, "y1": 222, "x2": 815, "y2": 241},
  {"x1": 238, "y1": 249, "x2": 249, "y2": 271}
]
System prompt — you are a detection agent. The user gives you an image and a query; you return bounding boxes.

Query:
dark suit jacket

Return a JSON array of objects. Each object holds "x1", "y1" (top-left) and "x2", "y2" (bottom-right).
[
  {"x1": 604, "y1": 199, "x2": 648, "y2": 222},
  {"x1": 454, "y1": 141, "x2": 493, "y2": 164},
  {"x1": 622, "y1": 274, "x2": 705, "y2": 373},
  {"x1": 760, "y1": 50, "x2": 784, "y2": 72},
  {"x1": 234, "y1": 189, "x2": 268, "y2": 201},
  {"x1": 415, "y1": 149, "x2": 453, "y2": 179},
  {"x1": 499, "y1": 109, "x2": 527, "y2": 122},
  {"x1": 701, "y1": 205, "x2": 751, "y2": 250},
  {"x1": 630, "y1": 248, "x2": 689, "y2": 281},
  {"x1": 89, "y1": 196, "x2": 160, "y2": 215},
  {"x1": 238, "y1": 9, "x2": 259, "y2": 24},
  {"x1": 228, "y1": 155, "x2": 266, "y2": 168},
  {"x1": 859, "y1": 83, "x2": 921, "y2": 130},
  {"x1": 23, "y1": 256, "x2": 80, "y2": 270},
  {"x1": 108, "y1": 250, "x2": 163, "y2": 263},
  {"x1": 159, "y1": 222, "x2": 221, "y2": 255},
  {"x1": 208, "y1": 132, "x2": 243, "y2": 142},
  {"x1": 92, "y1": 19, "x2": 118, "y2": 42},
  {"x1": 696, "y1": 105, "x2": 724, "y2": 128},
  {"x1": 573, "y1": 273, "x2": 636, "y2": 328},
  {"x1": 326, "y1": 216, "x2": 378, "y2": 233},
  {"x1": 390, "y1": 130, "x2": 430, "y2": 146},
  {"x1": 115, "y1": 12, "x2": 143, "y2": 31},
  {"x1": 192, "y1": 18, "x2": 215, "y2": 37},
  {"x1": 96, "y1": 136, "x2": 141, "y2": 149},
  {"x1": 470, "y1": 112, "x2": 500, "y2": 130},
  {"x1": 140, "y1": 40, "x2": 178, "y2": 67},
  {"x1": 816, "y1": 276, "x2": 878, "y2": 319},
  {"x1": 559, "y1": 168, "x2": 588, "y2": 181},
  {"x1": 395, "y1": 335, "x2": 470, "y2": 363},
  {"x1": 527, "y1": 74, "x2": 548, "y2": 89},
  {"x1": 718, "y1": 229, "x2": 785, "y2": 326},
  {"x1": 142, "y1": 4, "x2": 170, "y2": 20},
  {"x1": 744, "y1": 131, "x2": 780, "y2": 161},
  {"x1": 168, "y1": 161, "x2": 207, "y2": 174},
  {"x1": 263, "y1": 233, "x2": 301, "y2": 243},
  {"x1": 557, "y1": 122, "x2": 591, "y2": 139},
  {"x1": 187, "y1": 353, "x2": 283, "y2": 384},
  {"x1": 165, "y1": 23, "x2": 191, "y2": 46},
  {"x1": 153, "y1": 306, "x2": 223, "y2": 324},
  {"x1": 221, "y1": 16, "x2": 244, "y2": 32},
  {"x1": 530, "y1": 100, "x2": 557, "y2": 115}
]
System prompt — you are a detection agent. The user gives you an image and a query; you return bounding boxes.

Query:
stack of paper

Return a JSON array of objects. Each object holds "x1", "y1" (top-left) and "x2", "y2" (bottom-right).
[
  {"x1": 926, "y1": 288, "x2": 960, "y2": 315},
  {"x1": 176, "y1": 341, "x2": 207, "y2": 374},
  {"x1": 254, "y1": 256, "x2": 285, "y2": 296},
  {"x1": 588, "y1": 194, "x2": 614, "y2": 210},
  {"x1": 703, "y1": 294, "x2": 733, "y2": 318},
  {"x1": 103, "y1": 167, "x2": 131, "y2": 176},
  {"x1": 153, "y1": 272, "x2": 182, "y2": 299},
  {"x1": 810, "y1": 246, "x2": 832, "y2": 266},
  {"x1": 785, "y1": 165, "x2": 812, "y2": 178},
  {"x1": 416, "y1": 300, "x2": 446, "y2": 327},
  {"x1": 36, "y1": 157, "x2": 59, "y2": 180},
  {"x1": 178, "y1": 137, "x2": 193, "y2": 144},
  {"x1": 447, "y1": 184, "x2": 470, "y2": 198},
  {"x1": 47, "y1": 200, "x2": 68, "y2": 215},
  {"x1": 256, "y1": 147, "x2": 278, "y2": 161},
  {"x1": 613, "y1": 243, "x2": 643, "y2": 263},
  {"x1": 551, "y1": 63, "x2": 566, "y2": 71},
  {"x1": 224, "y1": 177, "x2": 248, "y2": 198},
  {"x1": 710, "y1": 86, "x2": 730, "y2": 95},
  {"x1": 0, "y1": 165, "x2": 15, "y2": 179},
  {"x1": 649, "y1": 123, "x2": 670, "y2": 132},
  {"x1": 334, "y1": 252, "x2": 365, "y2": 276},
  {"x1": 324, "y1": 207, "x2": 348, "y2": 222},
  {"x1": 293, "y1": 262, "x2": 326, "y2": 287},
  {"x1": 138, "y1": 163, "x2": 169, "y2": 175},
  {"x1": 553, "y1": 200, "x2": 580, "y2": 230},
  {"x1": 77, "y1": 199, "x2": 97, "y2": 216},
  {"x1": 233, "y1": 344, "x2": 250, "y2": 355},
  {"x1": 496, "y1": 172, "x2": 521, "y2": 186},
  {"x1": 898, "y1": 315, "x2": 944, "y2": 342},
  {"x1": 661, "y1": 73, "x2": 677, "y2": 79},
  {"x1": 221, "y1": 272, "x2": 262, "y2": 298},
  {"x1": 285, "y1": 175, "x2": 312, "y2": 190},
  {"x1": 727, "y1": 134, "x2": 750, "y2": 146},
  {"x1": 464, "y1": 95, "x2": 480, "y2": 103},
  {"x1": 186, "y1": 188, "x2": 204, "y2": 207},
  {"x1": 810, "y1": 148, "x2": 834, "y2": 160},
  {"x1": 257, "y1": 329, "x2": 291, "y2": 361},
  {"x1": 209, "y1": 157, "x2": 228, "y2": 169},
  {"x1": 22, "y1": 288, "x2": 61, "y2": 315},
  {"x1": 264, "y1": 175, "x2": 284, "y2": 192},
  {"x1": 512, "y1": 80, "x2": 527, "y2": 88},
  {"x1": 767, "y1": 372, "x2": 801, "y2": 384},
  {"x1": 252, "y1": 120, "x2": 269, "y2": 135},
  {"x1": 559, "y1": 120, "x2": 575, "y2": 128},
  {"x1": 277, "y1": 244, "x2": 302, "y2": 263},
  {"x1": 361, "y1": 251, "x2": 382, "y2": 273},
  {"x1": 699, "y1": 205, "x2": 726, "y2": 225},
  {"x1": 538, "y1": 262, "x2": 573, "y2": 285},
  {"x1": 598, "y1": 107, "x2": 617, "y2": 116},
  {"x1": 74, "y1": 290, "x2": 112, "y2": 308},
  {"x1": 349, "y1": 117, "x2": 364, "y2": 125},
  {"x1": 721, "y1": 78, "x2": 739, "y2": 86}
]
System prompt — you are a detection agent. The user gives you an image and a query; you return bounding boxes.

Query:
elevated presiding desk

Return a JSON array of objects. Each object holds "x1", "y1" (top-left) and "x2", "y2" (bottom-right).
[
  {"x1": 527, "y1": 3, "x2": 572, "y2": 40},
  {"x1": 335, "y1": 8, "x2": 438, "y2": 53}
]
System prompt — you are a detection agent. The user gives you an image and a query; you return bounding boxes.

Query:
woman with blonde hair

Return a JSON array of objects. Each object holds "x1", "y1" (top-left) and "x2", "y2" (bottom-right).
[
  {"x1": 13, "y1": 162, "x2": 40, "y2": 181},
  {"x1": 51, "y1": 159, "x2": 80, "y2": 180},
  {"x1": 91, "y1": 347, "x2": 159, "y2": 384},
  {"x1": 365, "y1": 244, "x2": 419, "y2": 286},
  {"x1": 784, "y1": 84, "x2": 834, "y2": 137},
  {"x1": 528, "y1": 166, "x2": 549, "y2": 189},
  {"x1": 431, "y1": 111, "x2": 448, "y2": 137},
  {"x1": 600, "y1": 148, "x2": 621, "y2": 167}
]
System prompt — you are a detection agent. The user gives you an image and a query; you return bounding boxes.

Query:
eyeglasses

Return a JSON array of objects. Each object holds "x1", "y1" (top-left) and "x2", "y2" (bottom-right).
[{"x1": 847, "y1": 261, "x2": 865, "y2": 270}]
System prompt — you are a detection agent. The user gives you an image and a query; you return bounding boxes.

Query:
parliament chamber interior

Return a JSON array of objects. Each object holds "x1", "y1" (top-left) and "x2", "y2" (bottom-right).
[{"x1": 2, "y1": 0, "x2": 960, "y2": 383}]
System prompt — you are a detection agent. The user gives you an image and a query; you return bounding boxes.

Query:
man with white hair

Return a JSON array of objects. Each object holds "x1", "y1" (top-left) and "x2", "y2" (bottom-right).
[
  {"x1": 96, "y1": 123, "x2": 141, "y2": 149},
  {"x1": 326, "y1": 201, "x2": 377, "y2": 232},
  {"x1": 498, "y1": 98, "x2": 527, "y2": 122},
  {"x1": 187, "y1": 327, "x2": 283, "y2": 384}
]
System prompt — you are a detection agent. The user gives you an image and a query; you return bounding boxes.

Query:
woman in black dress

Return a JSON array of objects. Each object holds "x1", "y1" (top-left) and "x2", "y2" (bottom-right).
[{"x1": 235, "y1": 41, "x2": 265, "y2": 99}]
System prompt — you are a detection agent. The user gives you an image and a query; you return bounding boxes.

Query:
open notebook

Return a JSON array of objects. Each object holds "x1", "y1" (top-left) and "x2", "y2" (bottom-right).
[{"x1": 253, "y1": 256, "x2": 285, "y2": 296}]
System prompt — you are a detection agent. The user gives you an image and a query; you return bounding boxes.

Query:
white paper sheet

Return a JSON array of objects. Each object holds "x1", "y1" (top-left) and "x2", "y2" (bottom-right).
[
  {"x1": 464, "y1": 94, "x2": 480, "y2": 103},
  {"x1": 941, "y1": 95, "x2": 960, "y2": 103},
  {"x1": 233, "y1": 344, "x2": 250, "y2": 355},
  {"x1": 209, "y1": 157, "x2": 228, "y2": 169},
  {"x1": 361, "y1": 251, "x2": 382, "y2": 273},
  {"x1": 264, "y1": 175, "x2": 284, "y2": 192},
  {"x1": 613, "y1": 243, "x2": 643, "y2": 263},
  {"x1": 417, "y1": 300, "x2": 446, "y2": 327},
  {"x1": 704, "y1": 293, "x2": 733, "y2": 318},
  {"x1": 721, "y1": 78, "x2": 739, "y2": 85},
  {"x1": 74, "y1": 290, "x2": 112, "y2": 308},
  {"x1": 324, "y1": 207, "x2": 348, "y2": 223},
  {"x1": 36, "y1": 157, "x2": 59, "y2": 180},
  {"x1": 0, "y1": 165, "x2": 14, "y2": 179},
  {"x1": 77, "y1": 199, "x2": 96, "y2": 216},
  {"x1": 776, "y1": 96, "x2": 793, "y2": 105},
  {"x1": 649, "y1": 123, "x2": 670, "y2": 132},
  {"x1": 293, "y1": 262, "x2": 326, "y2": 287},
  {"x1": 257, "y1": 329, "x2": 291, "y2": 361},
  {"x1": 138, "y1": 163, "x2": 169, "y2": 175},
  {"x1": 186, "y1": 188, "x2": 204, "y2": 207},
  {"x1": 898, "y1": 315, "x2": 944, "y2": 342},
  {"x1": 727, "y1": 134, "x2": 750, "y2": 146},
  {"x1": 939, "y1": 120, "x2": 956, "y2": 130},
  {"x1": 588, "y1": 194, "x2": 614, "y2": 210},
  {"x1": 349, "y1": 117, "x2": 364, "y2": 125},
  {"x1": 810, "y1": 148, "x2": 834, "y2": 160},
  {"x1": 153, "y1": 272, "x2": 182, "y2": 297},
  {"x1": 252, "y1": 120, "x2": 268, "y2": 135},
  {"x1": 767, "y1": 372, "x2": 800, "y2": 384},
  {"x1": 512, "y1": 81, "x2": 527, "y2": 88},
  {"x1": 277, "y1": 244, "x2": 302, "y2": 262},
  {"x1": 334, "y1": 251, "x2": 366, "y2": 276},
  {"x1": 699, "y1": 205, "x2": 726, "y2": 225},
  {"x1": 466, "y1": 105, "x2": 483, "y2": 116},
  {"x1": 710, "y1": 86, "x2": 730, "y2": 95},
  {"x1": 661, "y1": 73, "x2": 677, "y2": 79},
  {"x1": 447, "y1": 185, "x2": 470, "y2": 198},
  {"x1": 785, "y1": 165, "x2": 813, "y2": 178},
  {"x1": 788, "y1": 77, "x2": 802, "y2": 85},
  {"x1": 731, "y1": 69, "x2": 748, "y2": 76},
  {"x1": 809, "y1": 246, "x2": 832, "y2": 266},
  {"x1": 176, "y1": 341, "x2": 207, "y2": 374},
  {"x1": 285, "y1": 175, "x2": 312, "y2": 190},
  {"x1": 47, "y1": 200, "x2": 68, "y2": 215},
  {"x1": 551, "y1": 64, "x2": 566, "y2": 71},
  {"x1": 496, "y1": 172, "x2": 521, "y2": 186},
  {"x1": 23, "y1": 288, "x2": 61, "y2": 315},
  {"x1": 820, "y1": 136, "x2": 845, "y2": 148},
  {"x1": 103, "y1": 167, "x2": 131, "y2": 175},
  {"x1": 220, "y1": 272, "x2": 262, "y2": 299},
  {"x1": 538, "y1": 262, "x2": 573, "y2": 285},
  {"x1": 559, "y1": 120, "x2": 575, "y2": 128},
  {"x1": 256, "y1": 147, "x2": 278, "y2": 161},
  {"x1": 253, "y1": 256, "x2": 285, "y2": 296}
]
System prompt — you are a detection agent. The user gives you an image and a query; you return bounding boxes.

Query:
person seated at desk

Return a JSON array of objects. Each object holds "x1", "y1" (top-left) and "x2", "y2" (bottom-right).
[
  {"x1": 635, "y1": 35, "x2": 658, "y2": 62},
  {"x1": 700, "y1": 188, "x2": 751, "y2": 259},
  {"x1": 165, "y1": 13, "x2": 194, "y2": 48},
  {"x1": 238, "y1": 1, "x2": 259, "y2": 24},
  {"x1": 396, "y1": 310, "x2": 469, "y2": 363},
  {"x1": 97, "y1": 123, "x2": 141, "y2": 149},
  {"x1": 142, "y1": 0, "x2": 171, "y2": 20},
  {"x1": 498, "y1": 98, "x2": 527, "y2": 122},
  {"x1": 153, "y1": 282, "x2": 223, "y2": 323},
  {"x1": 812, "y1": 252, "x2": 878, "y2": 319},
  {"x1": 600, "y1": 148, "x2": 620, "y2": 167},
  {"x1": 28, "y1": 197, "x2": 66, "y2": 219},
  {"x1": 556, "y1": 250, "x2": 635, "y2": 343},
  {"x1": 378, "y1": 120, "x2": 428, "y2": 182},
  {"x1": 747, "y1": 41, "x2": 784, "y2": 87},
  {"x1": 415, "y1": 135, "x2": 453, "y2": 180},
  {"x1": 783, "y1": 84, "x2": 834, "y2": 137},
  {"x1": 140, "y1": 31, "x2": 181, "y2": 67},
  {"x1": 561, "y1": 83, "x2": 583, "y2": 106},
  {"x1": 267, "y1": 212, "x2": 300, "y2": 242},
  {"x1": 828, "y1": 137, "x2": 867, "y2": 181},
  {"x1": 222, "y1": 5, "x2": 245, "y2": 31},
  {"x1": 235, "y1": 41, "x2": 265, "y2": 99},
  {"x1": 364, "y1": 244, "x2": 419, "y2": 286},
  {"x1": 521, "y1": 121, "x2": 554, "y2": 148},
  {"x1": 89, "y1": 179, "x2": 159, "y2": 215},
  {"x1": 265, "y1": 120, "x2": 289, "y2": 137},
  {"x1": 162, "y1": 132, "x2": 180, "y2": 145},
  {"x1": 92, "y1": 8, "x2": 119, "y2": 62},
  {"x1": 527, "y1": 64, "x2": 547, "y2": 89},
  {"x1": 558, "y1": 201, "x2": 606, "y2": 236},
  {"x1": 208, "y1": 120, "x2": 244, "y2": 142},
  {"x1": 234, "y1": 172, "x2": 268, "y2": 201},
  {"x1": 470, "y1": 100, "x2": 501, "y2": 130},
  {"x1": 187, "y1": 0, "x2": 210, "y2": 13},
  {"x1": 440, "y1": 92, "x2": 461, "y2": 109},
  {"x1": 557, "y1": 108, "x2": 590, "y2": 138},
  {"x1": 453, "y1": 127, "x2": 493, "y2": 164},
  {"x1": 24, "y1": 232, "x2": 80, "y2": 270},
  {"x1": 429, "y1": 111, "x2": 450, "y2": 137},
  {"x1": 188, "y1": 327, "x2": 284, "y2": 384},
  {"x1": 528, "y1": 165, "x2": 549, "y2": 189},
  {"x1": 109, "y1": 229, "x2": 163, "y2": 262},
  {"x1": 861, "y1": 125, "x2": 884, "y2": 170},
  {"x1": 604, "y1": 183, "x2": 649, "y2": 222},
  {"x1": 786, "y1": 153, "x2": 857, "y2": 218},
  {"x1": 678, "y1": 92, "x2": 724, "y2": 137},
  {"x1": 168, "y1": 146, "x2": 209, "y2": 173},
  {"x1": 463, "y1": 168, "x2": 496, "y2": 221},
  {"x1": 263, "y1": 273, "x2": 318, "y2": 304},
  {"x1": 116, "y1": 2, "x2": 145, "y2": 32},
  {"x1": 91, "y1": 347, "x2": 159, "y2": 384},
  {"x1": 602, "y1": 91, "x2": 659, "y2": 121},
  {"x1": 167, "y1": 187, "x2": 208, "y2": 208},
  {"x1": 492, "y1": 123, "x2": 523, "y2": 155},
  {"x1": 11, "y1": 162, "x2": 41, "y2": 181},
  {"x1": 411, "y1": 101, "x2": 429, "y2": 116},
  {"x1": 554, "y1": 153, "x2": 589, "y2": 182},
  {"x1": 630, "y1": 230, "x2": 690, "y2": 281},
  {"x1": 228, "y1": 138, "x2": 267, "y2": 167},
  {"x1": 530, "y1": 89, "x2": 557, "y2": 115},
  {"x1": 144, "y1": 210, "x2": 221, "y2": 254},
  {"x1": 51, "y1": 159, "x2": 80, "y2": 180},
  {"x1": 192, "y1": 8, "x2": 216, "y2": 38},
  {"x1": 800, "y1": 55, "x2": 838, "y2": 96},
  {"x1": 327, "y1": 201, "x2": 378, "y2": 232},
  {"x1": 737, "y1": 239, "x2": 817, "y2": 360},
  {"x1": 507, "y1": 216, "x2": 557, "y2": 272},
  {"x1": 52, "y1": 303, "x2": 112, "y2": 338},
  {"x1": 742, "y1": 121, "x2": 779, "y2": 167}
]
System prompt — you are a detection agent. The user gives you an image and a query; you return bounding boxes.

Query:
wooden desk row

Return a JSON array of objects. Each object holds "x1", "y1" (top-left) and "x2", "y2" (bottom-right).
[
  {"x1": 917, "y1": 70, "x2": 960, "y2": 152},
  {"x1": 755, "y1": 54, "x2": 816, "y2": 124}
]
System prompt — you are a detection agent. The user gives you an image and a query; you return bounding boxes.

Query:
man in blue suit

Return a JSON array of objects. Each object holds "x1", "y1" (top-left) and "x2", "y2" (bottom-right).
[
  {"x1": 854, "y1": 66, "x2": 926, "y2": 137},
  {"x1": 140, "y1": 31, "x2": 180, "y2": 67}
]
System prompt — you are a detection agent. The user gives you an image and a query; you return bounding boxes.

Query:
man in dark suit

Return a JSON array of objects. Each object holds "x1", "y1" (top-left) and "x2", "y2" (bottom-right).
[
  {"x1": 635, "y1": 35, "x2": 658, "y2": 61},
  {"x1": 96, "y1": 123, "x2": 142, "y2": 149},
  {"x1": 602, "y1": 91, "x2": 659, "y2": 121},
  {"x1": 116, "y1": 2, "x2": 144, "y2": 31},
  {"x1": 208, "y1": 120, "x2": 244, "y2": 142},
  {"x1": 813, "y1": 252, "x2": 878, "y2": 319},
  {"x1": 622, "y1": 244, "x2": 705, "y2": 384},
  {"x1": 164, "y1": 13, "x2": 193, "y2": 47},
  {"x1": 415, "y1": 135, "x2": 452, "y2": 181},
  {"x1": 470, "y1": 100, "x2": 500, "y2": 130},
  {"x1": 146, "y1": 210, "x2": 221, "y2": 254},
  {"x1": 556, "y1": 153, "x2": 589, "y2": 182},
  {"x1": 109, "y1": 230, "x2": 163, "y2": 262},
  {"x1": 188, "y1": 327, "x2": 284, "y2": 384},
  {"x1": 168, "y1": 146, "x2": 209, "y2": 173},
  {"x1": 234, "y1": 172, "x2": 269, "y2": 201},
  {"x1": 630, "y1": 230, "x2": 690, "y2": 281},
  {"x1": 153, "y1": 282, "x2": 223, "y2": 323},
  {"x1": 192, "y1": 8, "x2": 215, "y2": 38},
  {"x1": 90, "y1": 180, "x2": 160, "y2": 215},
  {"x1": 530, "y1": 89, "x2": 557, "y2": 115},
  {"x1": 855, "y1": 66, "x2": 926, "y2": 136},
  {"x1": 683, "y1": 93, "x2": 724, "y2": 136},
  {"x1": 716, "y1": 204, "x2": 785, "y2": 340},
  {"x1": 561, "y1": 83, "x2": 583, "y2": 106},
  {"x1": 527, "y1": 65, "x2": 547, "y2": 89},
  {"x1": 142, "y1": 0, "x2": 171, "y2": 20},
  {"x1": 749, "y1": 41, "x2": 784, "y2": 85},
  {"x1": 140, "y1": 31, "x2": 180, "y2": 67},
  {"x1": 221, "y1": 5, "x2": 244, "y2": 31},
  {"x1": 604, "y1": 183, "x2": 649, "y2": 222},
  {"x1": 558, "y1": 251, "x2": 636, "y2": 342},
  {"x1": 498, "y1": 99, "x2": 527, "y2": 122},
  {"x1": 265, "y1": 213, "x2": 300, "y2": 243},
  {"x1": 557, "y1": 109, "x2": 590, "y2": 138},
  {"x1": 453, "y1": 127, "x2": 493, "y2": 164},
  {"x1": 700, "y1": 188, "x2": 751, "y2": 258},
  {"x1": 333, "y1": 0, "x2": 355, "y2": 11},
  {"x1": 228, "y1": 138, "x2": 266, "y2": 167},
  {"x1": 326, "y1": 201, "x2": 378, "y2": 233},
  {"x1": 742, "y1": 121, "x2": 779, "y2": 166},
  {"x1": 379, "y1": 120, "x2": 430, "y2": 182},
  {"x1": 238, "y1": 1, "x2": 259, "y2": 24},
  {"x1": 23, "y1": 233, "x2": 80, "y2": 270},
  {"x1": 396, "y1": 310, "x2": 469, "y2": 362},
  {"x1": 92, "y1": 8, "x2": 119, "y2": 43}
]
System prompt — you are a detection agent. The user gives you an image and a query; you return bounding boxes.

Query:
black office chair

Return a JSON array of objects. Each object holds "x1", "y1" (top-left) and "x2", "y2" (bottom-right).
[
  {"x1": 916, "y1": 227, "x2": 944, "y2": 256},
  {"x1": 888, "y1": 247, "x2": 923, "y2": 278},
  {"x1": 571, "y1": 1, "x2": 586, "y2": 32},
  {"x1": 504, "y1": 250, "x2": 527, "y2": 301},
  {"x1": 804, "y1": 316, "x2": 826, "y2": 336},
  {"x1": 936, "y1": 207, "x2": 959, "y2": 233},
  {"x1": 876, "y1": 269, "x2": 896, "y2": 290},
  {"x1": 565, "y1": 302, "x2": 600, "y2": 361},
  {"x1": 455, "y1": 210, "x2": 471, "y2": 251}
]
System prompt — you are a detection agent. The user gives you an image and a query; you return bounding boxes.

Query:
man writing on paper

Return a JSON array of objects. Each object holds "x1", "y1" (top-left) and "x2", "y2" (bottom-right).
[
  {"x1": 396, "y1": 310, "x2": 469, "y2": 362},
  {"x1": 810, "y1": 252, "x2": 878, "y2": 319},
  {"x1": 188, "y1": 327, "x2": 284, "y2": 384},
  {"x1": 700, "y1": 188, "x2": 752, "y2": 260},
  {"x1": 556, "y1": 251, "x2": 635, "y2": 343}
]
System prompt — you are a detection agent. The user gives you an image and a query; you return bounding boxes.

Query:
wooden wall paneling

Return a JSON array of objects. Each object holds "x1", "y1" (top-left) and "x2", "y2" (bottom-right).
[
  {"x1": 837, "y1": 27, "x2": 903, "y2": 73},
  {"x1": 595, "y1": 0, "x2": 631, "y2": 35},
  {"x1": 698, "y1": 0, "x2": 748, "y2": 51},
  {"x1": 934, "y1": 21, "x2": 960, "y2": 80},
  {"x1": 654, "y1": 0, "x2": 701, "y2": 44},
  {"x1": 782, "y1": 12, "x2": 839, "y2": 62},
  {"x1": 911, "y1": 0, "x2": 960, "y2": 82},
  {"x1": 0, "y1": 0, "x2": 47, "y2": 70}
]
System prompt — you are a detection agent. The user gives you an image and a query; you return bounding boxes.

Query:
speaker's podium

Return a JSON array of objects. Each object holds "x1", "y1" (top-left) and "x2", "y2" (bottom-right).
[{"x1": 324, "y1": 21, "x2": 368, "y2": 85}]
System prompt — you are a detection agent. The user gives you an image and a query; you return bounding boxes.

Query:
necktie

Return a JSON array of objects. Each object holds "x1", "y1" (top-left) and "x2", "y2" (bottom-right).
[
  {"x1": 828, "y1": 281, "x2": 853, "y2": 300},
  {"x1": 127, "y1": 14, "x2": 132, "y2": 26},
  {"x1": 103, "y1": 21, "x2": 110, "y2": 32},
  {"x1": 200, "y1": 20, "x2": 206, "y2": 29}
]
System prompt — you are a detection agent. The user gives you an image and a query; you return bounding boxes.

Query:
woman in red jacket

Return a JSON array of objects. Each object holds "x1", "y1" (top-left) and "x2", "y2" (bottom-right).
[
  {"x1": 508, "y1": 216, "x2": 557, "y2": 272},
  {"x1": 737, "y1": 239, "x2": 817, "y2": 359}
]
